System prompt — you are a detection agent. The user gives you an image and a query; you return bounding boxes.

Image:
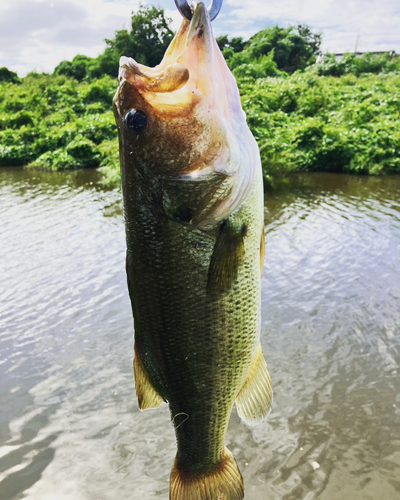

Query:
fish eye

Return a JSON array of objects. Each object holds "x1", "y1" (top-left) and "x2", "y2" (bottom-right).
[{"x1": 125, "y1": 109, "x2": 147, "y2": 134}]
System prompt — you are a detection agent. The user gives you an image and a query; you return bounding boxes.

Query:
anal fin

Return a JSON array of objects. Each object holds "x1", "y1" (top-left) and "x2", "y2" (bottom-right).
[
  {"x1": 134, "y1": 345, "x2": 164, "y2": 411},
  {"x1": 236, "y1": 344, "x2": 272, "y2": 426}
]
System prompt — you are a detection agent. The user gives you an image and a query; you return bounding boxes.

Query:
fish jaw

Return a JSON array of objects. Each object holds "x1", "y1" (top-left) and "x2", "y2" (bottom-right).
[{"x1": 113, "y1": 1, "x2": 260, "y2": 223}]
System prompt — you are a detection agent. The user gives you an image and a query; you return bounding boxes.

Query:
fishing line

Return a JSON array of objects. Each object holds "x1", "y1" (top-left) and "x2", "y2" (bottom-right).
[{"x1": 172, "y1": 412, "x2": 189, "y2": 429}]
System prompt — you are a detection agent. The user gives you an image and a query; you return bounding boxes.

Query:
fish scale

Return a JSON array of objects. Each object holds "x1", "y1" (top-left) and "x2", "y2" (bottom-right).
[
  {"x1": 126, "y1": 171, "x2": 262, "y2": 468},
  {"x1": 114, "y1": 2, "x2": 272, "y2": 499}
]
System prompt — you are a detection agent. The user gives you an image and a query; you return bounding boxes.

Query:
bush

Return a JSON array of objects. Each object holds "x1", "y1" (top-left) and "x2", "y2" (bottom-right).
[
  {"x1": 66, "y1": 136, "x2": 101, "y2": 167},
  {"x1": 0, "y1": 110, "x2": 34, "y2": 130},
  {"x1": 316, "y1": 52, "x2": 400, "y2": 77},
  {"x1": 225, "y1": 25, "x2": 321, "y2": 74},
  {"x1": 28, "y1": 137, "x2": 102, "y2": 171},
  {"x1": 98, "y1": 139, "x2": 120, "y2": 186},
  {"x1": 0, "y1": 144, "x2": 33, "y2": 166},
  {"x1": 0, "y1": 72, "x2": 118, "y2": 171},
  {"x1": 28, "y1": 149, "x2": 78, "y2": 171},
  {"x1": 239, "y1": 72, "x2": 400, "y2": 182},
  {"x1": 0, "y1": 67, "x2": 21, "y2": 84},
  {"x1": 54, "y1": 55, "x2": 95, "y2": 81},
  {"x1": 232, "y1": 53, "x2": 284, "y2": 79},
  {"x1": 82, "y1": 78, "x2": 115, "y2": 108}
]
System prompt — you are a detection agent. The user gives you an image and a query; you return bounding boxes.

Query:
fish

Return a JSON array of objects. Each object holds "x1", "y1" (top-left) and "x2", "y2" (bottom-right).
[{"x1": 113, "y1": 2, "x2": 272, "y2": 499}]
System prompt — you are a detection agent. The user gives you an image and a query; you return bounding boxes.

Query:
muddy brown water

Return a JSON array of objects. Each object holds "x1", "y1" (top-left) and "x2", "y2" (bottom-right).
[{"x1": 1, "y1": 167, "x2": 399, "y2": 500}]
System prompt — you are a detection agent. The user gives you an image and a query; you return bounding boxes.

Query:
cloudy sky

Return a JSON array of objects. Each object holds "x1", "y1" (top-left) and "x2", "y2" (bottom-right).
[{"x1": 1, "y1": 0, "x2": 400, "y2": 76}]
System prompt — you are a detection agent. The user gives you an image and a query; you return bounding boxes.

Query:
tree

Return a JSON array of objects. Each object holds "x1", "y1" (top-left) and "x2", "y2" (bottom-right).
[
  {"x1": 296, "y1": 25, "x2": 322, "y2": 56},
  {"x1": 94, "y1": 4, "x2": 175, "y2": 78},
  {"x1": 126, "y1": 4, "x2": 174, "y2": 66},
  {"x1": 0, "y1": 67, "x2": 21, "y2": 84},
  {"x1": 54, "y1": 55, "x2": 95, "y2": 81},
  {"x1": 245, "y1": 26, "x2": 318, "y2": 73},
  {"x1": 223, "y1": 25, "x2": 322, "y2": 75},
  {"x1": 216, "y1": 35, "x2": 245, "y2": 54},
  {"x1": 53, "y1": 5, "x2": 175, "y2": 80}
]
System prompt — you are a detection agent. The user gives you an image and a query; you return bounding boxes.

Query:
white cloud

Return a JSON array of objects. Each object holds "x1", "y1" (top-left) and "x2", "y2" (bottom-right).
[
  {"x1": 0, "y1": 0, "x2": 399, "y2": 76},
  {"x1": 0, "y1": 0, "x2": 137, "y2": 75},
  {"x1": 223, "y1": 0, "x2": 400, "y2": 53}
]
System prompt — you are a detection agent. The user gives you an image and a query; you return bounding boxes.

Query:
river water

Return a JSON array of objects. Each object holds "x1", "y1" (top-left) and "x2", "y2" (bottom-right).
[{"x1": 1, "y1": 167, "x2": 399, "y2": 500}]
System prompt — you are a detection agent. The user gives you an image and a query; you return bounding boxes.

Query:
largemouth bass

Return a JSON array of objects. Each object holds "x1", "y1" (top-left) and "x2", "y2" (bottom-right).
[{"x1": 113, "y1": 2, "x2": 272, "y2": 499}]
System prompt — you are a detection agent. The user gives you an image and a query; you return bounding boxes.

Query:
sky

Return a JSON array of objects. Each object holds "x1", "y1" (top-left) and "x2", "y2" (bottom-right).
[{"x1": 1, "y1": 0, "x2": 400, "y2": 77}]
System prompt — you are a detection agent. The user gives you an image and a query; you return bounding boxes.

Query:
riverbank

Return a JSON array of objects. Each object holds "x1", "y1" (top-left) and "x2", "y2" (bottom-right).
[
  {"x1": 240, "y1": 70, "x2": 400, "y2": 186},
  {"x1": 1, "y1": 69, "x2": 399, "y2": 188}
]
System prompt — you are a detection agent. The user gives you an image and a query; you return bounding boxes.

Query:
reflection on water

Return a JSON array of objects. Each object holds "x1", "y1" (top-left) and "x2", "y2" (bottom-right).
[{"x1": 1, "y1": 168, "x2": 399, "y2": 499}]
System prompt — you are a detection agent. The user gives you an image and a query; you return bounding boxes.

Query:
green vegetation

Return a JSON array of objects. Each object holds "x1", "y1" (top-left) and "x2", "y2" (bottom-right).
[
  {"x1": 218, "y1": 25, "x2": 322, "y2": 75},
  {"x1": 241, "y1": 72, "x2": 400, "y2": 185},
  {"x1": 316, "y1": 52, "x2": 400, "y2": 77},
  {"x1": 53, "y1": 5, "x2": 174, "y2": 81},
  {"x1": 0, "y1": 67, "x2": 21, "y2": 84},
  {"x1": 0, "y1": 73, "x2": 118, "y2": 179},
  {"x1": 0, "y1": 4, "x2": 399, "y2": 187}
]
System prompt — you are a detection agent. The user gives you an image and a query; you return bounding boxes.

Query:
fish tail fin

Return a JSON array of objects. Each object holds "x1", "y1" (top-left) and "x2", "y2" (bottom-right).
[
  {"x1": 170, "y1": 447, "x2": 244, "y2": 500},
  {"x1": 236, "y1": 344, "x2": 273, "y2": 426}
]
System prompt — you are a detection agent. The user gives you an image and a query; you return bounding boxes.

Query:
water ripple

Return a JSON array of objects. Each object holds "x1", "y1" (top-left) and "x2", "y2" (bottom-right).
[{"x1": 1, "y1": 170, "x2": 400, "y2": 499}]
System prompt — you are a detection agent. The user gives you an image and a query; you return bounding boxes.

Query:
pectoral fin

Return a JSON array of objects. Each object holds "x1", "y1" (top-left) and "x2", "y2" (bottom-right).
[
  {"x1": 206, "y1": 220, "x2": 246, "y2": 296},
  {"x1": 133, "y1": 346, "x2": 164, "y2": 411},
  {"x1": 236, "y1": 344, "x2": 272, "y2": 426}
]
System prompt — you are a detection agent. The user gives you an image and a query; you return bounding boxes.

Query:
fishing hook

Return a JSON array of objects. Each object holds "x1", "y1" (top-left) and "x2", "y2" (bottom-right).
[{"x1": 174, "y1": 0, "x2": 223, "y2": 22}]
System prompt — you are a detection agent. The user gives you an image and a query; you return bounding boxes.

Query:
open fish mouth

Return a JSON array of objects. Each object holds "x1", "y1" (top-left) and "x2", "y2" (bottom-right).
[
  {"x1": 114, "y1": 0, "x2": 261, "y2": 225},
  {"x1": 117, "y1": 2, "x2": 219, "y2": 102}
]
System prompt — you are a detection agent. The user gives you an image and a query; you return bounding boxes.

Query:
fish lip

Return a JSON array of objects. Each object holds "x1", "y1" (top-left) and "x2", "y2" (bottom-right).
[
  {"x1": 114, "y1": 1, "x2": 214, "y2": 117},
  {"x1": 118, "y1": 56, "x2": 135, "y2": 83},
  {"x1": 117, "y1": 2, "x2": 213, "y2": 84},
  {"x1": 186, "y1": 1, "x2": 211, "y2": 46}
]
